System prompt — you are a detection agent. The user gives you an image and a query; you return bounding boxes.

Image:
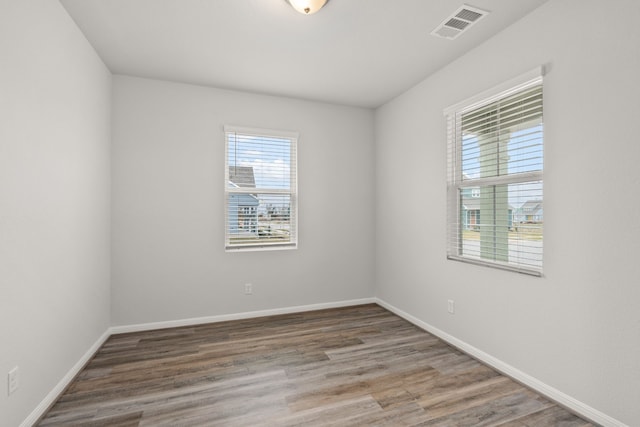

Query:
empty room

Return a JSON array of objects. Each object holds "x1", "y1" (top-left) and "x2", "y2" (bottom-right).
[{"x1": 1, "y1": 0, "x2": 638, "y2": 426}]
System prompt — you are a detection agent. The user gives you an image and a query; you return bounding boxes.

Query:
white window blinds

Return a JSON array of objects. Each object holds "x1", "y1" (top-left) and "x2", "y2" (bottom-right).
[
  {"x1": 446, "y1": 69, "x2": 544, "y2": 275},
  {"x1": 224, "y1": 126, "x2": 298, "y2": 251}
]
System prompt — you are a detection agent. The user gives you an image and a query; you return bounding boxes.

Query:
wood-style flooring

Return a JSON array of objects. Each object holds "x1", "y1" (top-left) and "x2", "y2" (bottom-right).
[{"x1": 38, "y1": 304, "x2": 595, "y2": 426}]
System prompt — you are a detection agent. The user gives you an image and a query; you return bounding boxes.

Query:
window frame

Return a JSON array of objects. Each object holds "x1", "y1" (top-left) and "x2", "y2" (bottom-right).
[
  {"x1": 224, "y1": 125, "x2": 298, "y2": 252},
  {"x1": 445, "y1": 67, "x2": 544, "y2": 276}
]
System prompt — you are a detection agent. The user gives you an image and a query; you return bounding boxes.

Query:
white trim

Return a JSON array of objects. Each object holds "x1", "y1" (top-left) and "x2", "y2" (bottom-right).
[
  {"x1": 374, "y1": 298, "x2": 627, "y2": 427},
  {"x1": 224, "y1": 125, "x2": 299, "y2": 251},
  {"x1": 22, "y1": 298, "x2": 375, "y2": 426},
  {"x1": 225, "y1": 242, "x2": 298, "y2": 252},
  {"x1": 25, "y1": 297, "x2": 623, "y2": 427},
  {"x1": 446, "y1": 255, "x2": 543, "y2": 277},
  {"x1": 110, "y1": 298, "x2": 376, "y2": 334},
  {"x1": 444, "y1": 66, "x2": 545, "y2": 116},
  {"x1": 20, "y1": 329, "x2": 111, "y2": 427},
  {"x1": 223, "y1": 124, "x2": 299, "y2": 140},
  {"x1": 458, "y1": 171, "x2": 543, "y2": 188},
  {"x1": 226, "y1": 187, "x2": 293, "y2": 195},
  {"x1": 445, "y1": 70, "x2": 545, "y2": 275}
]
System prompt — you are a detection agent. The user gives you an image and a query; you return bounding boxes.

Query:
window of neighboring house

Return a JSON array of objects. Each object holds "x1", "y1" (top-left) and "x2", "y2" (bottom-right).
[
  {"x1": 224, "y1": 125, "x2": 298, "y2": 251},
  {"x1": 445, "y1": 68, "x2": 544, "y2": 276}
]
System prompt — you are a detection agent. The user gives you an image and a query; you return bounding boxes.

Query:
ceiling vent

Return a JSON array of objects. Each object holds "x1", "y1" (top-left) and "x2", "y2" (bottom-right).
[{"x1": 431, "y1": 5, "x2": 489, "y2": 40}]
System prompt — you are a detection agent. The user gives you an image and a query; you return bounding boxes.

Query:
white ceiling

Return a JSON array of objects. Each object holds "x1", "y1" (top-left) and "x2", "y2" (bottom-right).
[{"x1": 60, "y1": 0, "x2": 548, "y2": 108}]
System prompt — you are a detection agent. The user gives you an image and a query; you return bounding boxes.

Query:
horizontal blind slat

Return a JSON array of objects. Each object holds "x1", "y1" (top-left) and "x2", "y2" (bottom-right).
[
  {"x1": 447, "y1": 77, "x2": 543, "y2": 274},
  {"x1": 225, "y1": 129, "x2": 297, "y2": 250}
]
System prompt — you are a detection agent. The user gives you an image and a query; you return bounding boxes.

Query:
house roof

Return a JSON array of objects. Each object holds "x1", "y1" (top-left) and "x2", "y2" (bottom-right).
[
  {"x1": 462, "y1": 198, "x2": 481, "y2": 211},
  {"x1": 520, "y1": 200, "x2": 543, "y2": 213},
  {"x1": 462, "y1": 197, "x2": 513, "y2": 211},
  {"x1": 229, "y1": 166, "x2": 256, "y2": 188}
]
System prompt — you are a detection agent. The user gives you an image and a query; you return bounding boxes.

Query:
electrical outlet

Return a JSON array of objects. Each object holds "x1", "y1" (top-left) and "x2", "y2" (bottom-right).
[
  {"x1": 8, "y1": 366, "x2": 19, "y2": 395},
  {"x1": 244, "y1": 283, "x2": 253, "y2": 295},
  {"x1": 447, "y1": 300, "x2": 455, "y2": 314}
]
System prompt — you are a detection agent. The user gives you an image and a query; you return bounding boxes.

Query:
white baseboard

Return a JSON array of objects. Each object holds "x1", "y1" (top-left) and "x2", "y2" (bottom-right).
[
  {"x1": 109, "y1": 297, "x2": 376, "y2": 334},
  {"x1": 27, "y1": 298, "x2": 622, "y2": 427},
  {"x1": 375, "y1": 298, "x2": 626, "y2": 427},
  {"x1": 20, "y1": 329, "x2": 111, "y2": 427},
  {"x1": 22, "y1": 298, "x2": 375, "y2": 426}
]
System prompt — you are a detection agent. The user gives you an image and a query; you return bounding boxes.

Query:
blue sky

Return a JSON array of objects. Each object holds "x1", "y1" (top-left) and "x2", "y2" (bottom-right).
[{"x1": 228, "y1": 134, "x2": 292, "y2": 190}]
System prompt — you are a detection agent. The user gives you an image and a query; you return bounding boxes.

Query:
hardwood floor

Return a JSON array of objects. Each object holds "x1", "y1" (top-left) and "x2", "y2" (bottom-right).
[{"x1": 38, "y1": 304, "x2": 594, "y2": 426}]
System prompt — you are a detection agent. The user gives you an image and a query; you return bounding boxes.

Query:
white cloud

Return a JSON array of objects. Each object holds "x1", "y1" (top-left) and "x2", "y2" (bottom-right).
[{"x1": 239, "y1": 158, "x2": 290, "y2": 189}]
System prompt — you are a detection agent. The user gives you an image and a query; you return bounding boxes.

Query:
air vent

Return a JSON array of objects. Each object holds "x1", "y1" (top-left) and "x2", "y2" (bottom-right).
[{"x1": 431, "y1": 4, "x2": 489, "y2": 40}]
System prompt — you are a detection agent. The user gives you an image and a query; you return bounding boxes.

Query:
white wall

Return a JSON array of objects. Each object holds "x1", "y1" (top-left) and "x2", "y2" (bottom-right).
[
  {"x1": 375, "y1": 0, "x2": 640, "y2": 425},
  {"x1": 4, "y1": 1, "x2": 636, "y2": 425},
  {"x1": 111, "y1": 76, "x2": 375, "y2": 326},
  {"x1": 0, "y1": 1, "x2": 112, "y2": 426}
]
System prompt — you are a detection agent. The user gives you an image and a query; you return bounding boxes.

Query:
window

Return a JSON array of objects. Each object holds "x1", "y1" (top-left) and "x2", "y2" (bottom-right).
[
  {"x1": 224, "y1": 125, "x2": 298, "y2": 251},
  {"x1": 446, "y1": 68, "x2": 544, "y2": 275}
]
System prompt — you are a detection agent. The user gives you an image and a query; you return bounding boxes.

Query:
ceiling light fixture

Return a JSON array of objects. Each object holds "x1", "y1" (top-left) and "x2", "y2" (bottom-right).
[{"x1": 286, "y1": 0, "x2": 329, "y2": 15}]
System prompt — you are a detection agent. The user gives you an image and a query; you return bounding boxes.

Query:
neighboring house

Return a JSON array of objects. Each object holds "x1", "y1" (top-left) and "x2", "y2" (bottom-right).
[
  {"x1": 461, "y1": 189, "x2": 480, "y2": 231},
  {"x1": 228, "y1": 166, "x2": 259, "y2": 235},
  {"x1": 462, "y1": 196, "x2": 482, "y2": 231},
  {"x1": 461, "y1": 187, "x2": 513, "y2": 230},
  {"x1": 514, "y1": 200, "x2": 543, "y2": 223}
]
